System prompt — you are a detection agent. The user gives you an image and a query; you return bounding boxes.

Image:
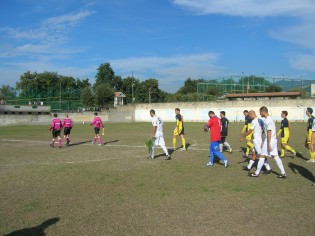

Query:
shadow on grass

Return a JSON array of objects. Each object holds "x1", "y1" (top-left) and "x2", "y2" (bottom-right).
[
  {"x1": 168, "y1": 143, "x2": 191, "y2": 155},
  {"x1": 103, "y1": 140, "x2": 119, "y2": 145},
  {"x1": 4, "y1": 217, "x2": 59, "y2": 236},
  {"x1": 68, "y1": 140, "x2": 92, "y2": 147},
  {"x1": 288, "y1": 162, "x2": 315, "y2": 184},
  {"x1": 295, "y1": 152, "x2": 308, "y2": 161}
]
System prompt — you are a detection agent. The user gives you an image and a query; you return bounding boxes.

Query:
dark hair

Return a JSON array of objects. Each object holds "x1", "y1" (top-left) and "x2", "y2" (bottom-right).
[
  {"x1": 54, "y1": 113, "x2": 58, "y2": 117},
  {"x1": 307, "y1": 107, "x2": 313, "y2": 114},
  {"x1": 150, "y1": 109, "x2": 155, "y2": 115},
  {"x1": 175, "y1": 108, "x2": 180, "y2": 112},
  {"x1": 220, "y1": 111, "x2": 225, "y2": 116},
  {"x1": 282, "y1": 111, "x2": 288, "y2": 116},
  {"x1": 94, "y1": 112, "x2": 98, "y2": 116},
  {"x1": 208, "y1": 111, "x2": 215, "y2": 115},
  {"x1": 259, "y1": 106, "x2": 268, "y2": 113},
  {"x1": 243, "y1": 110, "x2": 248, "y2": 113}
]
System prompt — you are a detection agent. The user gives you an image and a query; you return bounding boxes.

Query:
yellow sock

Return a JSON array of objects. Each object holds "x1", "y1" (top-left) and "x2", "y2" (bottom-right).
[
  {"x1": 309, "y1": 150, "x2": 314, "y2": 160},
  {"x1": 247, "y1": 142, "x2": 254, "y2": 149},
  {"x1": 285, "y1": 145, "x2": 295, "y2": 153},
  {"x1": 182, "y1": 137, "x2": 186, "y2": 149},
  {"x1": 173, "y1": 138, "x2": 176, "y2": 149},
  {"x1": 281, "y1": 148, "x2": 285, "y2": 157},
  {"x1": 246, "y1": 147, "x2": 250, "y2": 155}
]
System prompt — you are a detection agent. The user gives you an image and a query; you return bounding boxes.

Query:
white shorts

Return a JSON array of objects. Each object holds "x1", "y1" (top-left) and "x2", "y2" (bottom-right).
[
  {"x1": 253, "y1": 138, "x2": 263, "y2": 155},
  {"x1": 154, "y1": 133, "x2": 165, "y2": 146},
  {"x1": 261, "y1": 138, "x2": 278, "y2": 157}
]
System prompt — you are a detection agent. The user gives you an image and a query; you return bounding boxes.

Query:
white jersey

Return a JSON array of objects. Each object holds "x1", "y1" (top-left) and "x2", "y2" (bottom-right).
[
  {"x1": 262, "y1": 116, "x2": 277, "y2": 139},
  {"x1": 250, "y1": 117, "x2": 264, "y2": 140},
  {"x1": 152, "y1": 115, "x2": 164, "y2": 136}
]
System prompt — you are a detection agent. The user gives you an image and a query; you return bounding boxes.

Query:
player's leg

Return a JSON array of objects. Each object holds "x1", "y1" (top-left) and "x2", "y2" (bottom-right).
[
  {"x1": 92, "y1": 128, "x2": 98, "y2": 144},
  {"x1": 57, "y1": 131, "x2": 62, "y2": 148},
  {"x1": 97, "y1": 133, "x2": 103, "y2": 145},
  {"x1": 250, "y1": 140, "x2": 267, "y2": 176},
  {"x1": 172, "y1": 134, "x2": 177, "y2": 150},
  {"x1": 270, "y1": 139, "x2": 286, "y2": 177},
  {"x1": 51, "y1": 130, "x2": 56, "y2": 147},
  {"x1": 306, "y1": 131, "x2": 315, "y2": 162},
  {"x1": 284, "y1": 137, "x2": 295, "y2": 155},
  {"x1": 219, "y1": 137, "x2": 224, "y2": 153},
  {"x1": 158, "y1": 136, "x2": 170, "y2": 159},
  {"x1": 212, "y1": 141, "x2": 228, "y2": 167},
  {"x1": 180, "y1": 133, "x2": 186, "y2": 150},
  {"x1": 280, "y1": 138, "x2": 286, "y2": 157},
  {"x1": 223, "y1": 139, "x2": 232, "y2": 153},
  {"x1": 207, "y1": 142, "x2": 214, "y2": 165},
  {"x1": 246, "y1": 139, "x2": 259, "y2": 170}
]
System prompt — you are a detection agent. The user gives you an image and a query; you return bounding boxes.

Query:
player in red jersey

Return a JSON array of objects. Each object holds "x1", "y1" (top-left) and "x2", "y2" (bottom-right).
[
  {"x1": 204, "y1": 111, "x2": 229, "y2": 168},
  {"x1": 90, "y1": 112, "x2": 104, "y2": 146},
  {"x1": 62, "y1": 114, "x2": 73, "y2": 146},
  {"x1": 49, "y1": 113, "x2": 63, "y2": 148}
]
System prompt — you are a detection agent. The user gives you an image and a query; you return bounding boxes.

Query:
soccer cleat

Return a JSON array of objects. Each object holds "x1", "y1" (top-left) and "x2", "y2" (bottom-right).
[
  {"x1": 264, "y1": 169, "x2": 272, "y2": 174},
  {"x1": 224, "y1": 160, "x2": 229, "y2": 168},
  {"x1": 229, "y1": 147, "x2": 232, "y2": 154},
  {"x1": 278, "y1": 173, "x2": 287, "y2": 179},
  {"x1": 306, "y1": 159, "x2": 315, "y2": 163},
  {"x1": 165, "y1": 155, "x2": 171, "y2": 160},
  {"x1": 66, "y1": 140, "x2": 70, "y2": 146},
  {"x1": 180, "y1": 148, "x2": 187, "y2": 151},
  {"x1": 242, "y1": 166, "x2": 250, "y2": 171},
  {"x1": 248, "y1": 173, "x2": 259, "y2": 177},
  {"x1": 206, "y1": 162, "x2": 213, "y2": 166}
]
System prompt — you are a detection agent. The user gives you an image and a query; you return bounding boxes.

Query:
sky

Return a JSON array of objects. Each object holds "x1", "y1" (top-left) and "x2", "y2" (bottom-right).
[{"x1": 0, "y1": 0, "x2": 315, "y2": 93}]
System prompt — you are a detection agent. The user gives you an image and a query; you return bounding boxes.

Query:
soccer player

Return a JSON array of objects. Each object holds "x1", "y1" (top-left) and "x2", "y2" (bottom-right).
[
  {"x1": 62, "y1": 114, "x2": 73, "y2": 146},
  {"x1": 172, "y1": 108, "x2": 186, "y2": 151},
  {"x1": 241, "y1": 110, "x2": 254, "y2": 157},
  {"x1": 219, "y1": 111, "x2": 232, "y2": 153},
  {"x1": 49, "y1": 113, "x2": 63, "y2": 148},
  {"x1": 90, "y1": 112, "x2": 104, "y2": 146},
  {"x1": 240, "y1": 110, "x2": 271, "y2": 172},
  {"x1": 305, "y1": 107, "x2": 315, "y2": 163},
  {"x1": 277, "y1": 111, "x2": 296, "y2": 158},
  {"x1": 149, "y1": 109, "x2": 171, "y2": 160},
  {"x1": 205, "y1": 111, "x2": 229, "y2": 168},
  {"x1": 249, "y1": 106, "x2": 287, "y2": 178}
]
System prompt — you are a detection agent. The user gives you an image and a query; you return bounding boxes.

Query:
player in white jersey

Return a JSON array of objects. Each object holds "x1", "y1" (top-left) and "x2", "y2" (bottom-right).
[
  {"x1": 249, "y1": 106, "x2": 287, "y2": 178},
  {"x1": 240, "y1": 110, "x2": 271, "y2": 172},
  {"x1": 149, "y1": 109, "x2": 171, "y2": 160}
]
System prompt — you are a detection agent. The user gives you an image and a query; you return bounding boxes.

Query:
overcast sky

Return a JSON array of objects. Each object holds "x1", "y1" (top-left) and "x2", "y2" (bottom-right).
[{"x1": 1, "y1": 0, "x2": 315, "y2": 92}]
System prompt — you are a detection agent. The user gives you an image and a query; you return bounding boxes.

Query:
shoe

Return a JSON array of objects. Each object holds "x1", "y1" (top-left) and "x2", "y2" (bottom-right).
[
  {"x1": 50, "y1": 143, "x2": 54, "y2": 148},
  {"x1": 206, "y1": 162, "x2": 213, "y2": 166},
  {"x1": 242, "y1": 166, "x2": 250, "y2": 171},
  {"x1": 66, "y1": 140, "x2": 70, "y2": 145},
  {"x1": 243, "y1": 154, "x2": 249, "y2": 158},
  {"x1": 58, "y1": 146, "x2": 62, "y2": 148},
  {"x1": 248, "y1": 173, "x2": 259, "y2": 177},
  {"x1": 224, "y1": 160, "x2": 229, "y2": 168},
  {"x1": 180, "y1": 148, "x2": 187, "y2": 151},
  {"x1": 306, "y1": 159, "x2": 315, "y2": 163},
  {"x1": 229, "y1": 148, "x2": 232, "y2": 154},
  {"x1": 147, "y1": 156, "x2": 155, "y2": 159},
  {"x1": 264, "y1": 169, "x2": 272, "y2": 174},
  {"x1": 92, "y1": 141, "x2": 95, "y2": 145},
  {"x1": 165, "y1": 155, "x2": 171, "y2": 160},
  {"x1": 98, "y1": 144, "x2": 102, "y2": 146},
  {"x1": 293, "y1": 151, "x2": 296, "y2": 157},
  {"x1": 278, "y1": 173, "x2": 287, "y2": 178}
]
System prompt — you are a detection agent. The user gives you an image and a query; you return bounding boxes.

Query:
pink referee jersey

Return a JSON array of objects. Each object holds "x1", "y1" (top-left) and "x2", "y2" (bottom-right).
[
  {"x1": 62, "y1": 118, "x2": 73, "y2": 128},
  {"x1": 50, "y1": 118, "x2": 62, "y2": 130},
  {"x1": 91, "y1": 116, "x2": 104, "y2": 128}
]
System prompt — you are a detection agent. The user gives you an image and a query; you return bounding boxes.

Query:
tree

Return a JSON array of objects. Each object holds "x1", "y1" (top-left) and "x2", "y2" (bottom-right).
[
  {"x1": 136, "y1": 78, "x2": 164, "y2": 103},
  {"x1": 80, "y1": 86, "x2": 94, "y2": 107},
  {"x1": 95, "y1": 63, "x2": 115, "y2": 88},
  {"x1": 0, "y1": 85, "x2": 16, "y2": 100},
  {"x1": 177, "y1": 78, "x2": 204, "y2": 94},
  {"x1": 265, "y1": 84, "x2": 283, "y2": 92},
  {"x1": 94, "y1": 83, "x2": 114, "y2": 107},
  {"x1": 122, "y1": 76, "x2": 140, "y2": 103}
]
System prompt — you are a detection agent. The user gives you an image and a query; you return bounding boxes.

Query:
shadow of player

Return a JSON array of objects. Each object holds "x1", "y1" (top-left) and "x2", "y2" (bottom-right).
[
  {"x1": 103, "y1": 140, "x2": 119, "y2": 145},
  {"x1": 68, "y1": 140, "x2": 92, "y2": 147},
  {"x1": 294, "y1": 152, "x2": 308, "y2": 161},
  {"x1": 288, "y1": 162, "x2": 315, "y2": 184},
  {"x1": 4, "y1": 217, "x2": 59, "y2": 236}
]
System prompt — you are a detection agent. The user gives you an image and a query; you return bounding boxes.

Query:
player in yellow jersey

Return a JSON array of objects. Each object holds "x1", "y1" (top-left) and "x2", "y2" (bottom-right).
[
  {"x1": 241, "y1": 110, "x2": 254, "y2": 157},
  {"x1": 277, "y1": 111, "x2": 296, "y2": 158},
  {"x1": 305, "y1": 107, "x2": 315, "y2": 162},
  {"x1": 172, "y1": 108, "x2": 186, "y2": 151}
]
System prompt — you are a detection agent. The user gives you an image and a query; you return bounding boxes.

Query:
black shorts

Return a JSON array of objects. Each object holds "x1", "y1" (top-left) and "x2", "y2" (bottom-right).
[
  {"x1": 179, "y1": 127, "x2": 185, "y2": 135},
  {"x1": 52, "y1": 130, "x2": 61, "y2": 138},
  {"x1": 94, "y1": 128, "x2": 100, "y2": 134},
  {"x1": 64, "y1": 127, "x2": 71, "y2": 135},
  {"x1": 221, "y1": 136, "x2": 226, "y2": 143}
]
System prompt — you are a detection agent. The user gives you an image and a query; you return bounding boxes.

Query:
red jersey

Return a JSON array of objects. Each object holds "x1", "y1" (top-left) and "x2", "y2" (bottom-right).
[
  {"x1": 91, "y1": 116, "x2": 104, "y2": 128},
  {"x1": 62, "y1": 118, "x2": 73, "y2": 128},
  {"x1": 207, "y1": 116, "x2": 221, "y2": 142},
  {"x1": 50, "y1": 118, "x2": 62, "y2": 131}
]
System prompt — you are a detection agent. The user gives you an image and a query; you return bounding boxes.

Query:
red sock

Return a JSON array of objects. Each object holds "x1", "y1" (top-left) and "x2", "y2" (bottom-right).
[{"x1": 58, "y1": 139, "x2": 62, "y2": 147}]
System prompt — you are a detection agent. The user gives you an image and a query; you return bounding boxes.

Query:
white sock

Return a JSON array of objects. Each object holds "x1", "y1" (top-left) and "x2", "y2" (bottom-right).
[
  {"x1": 224, "y1": 142, "x2": 231, "y2": 149},
  {"x1": 247, "y1": 159, "x2": 255, "y2": 169},
  {"x1": 150, "y1": 145, "x2": 155, "y2": 158},
  {"x1": 160, "y1": 145, "x2": 169, "y2": 155},
  {"x1": 255, "y1": 158, "x2": 265, "y2": 175},
  {"x1": 264, "y1": 158, "x2": 271, "y2": 170},
  {"x1": 219, "y1": 143, "x2": 223, "y2": 152},
  {"x1": 274, "y1": 156, "x2": 285, "y2": 175}
]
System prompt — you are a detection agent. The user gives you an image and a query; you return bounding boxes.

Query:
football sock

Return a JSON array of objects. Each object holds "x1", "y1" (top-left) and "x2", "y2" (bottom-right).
[
  {"x1": 93, "y1": 137, "x2": 97, "y2": 144},
  {"x1": 161, "y1": 145, "x2": 169, "y2": 155},
  {"x1": 281, "y1": 148, "x2": 285, "y2": 157},
  {"x1": 219, "y1": 143, "x2": 224, "y2": 152},
  {"x1": 98, "y1": 137, "x2": 103, "y2": 144},
  {"x1": 51, "y1": 139, "x2": 55, "y2": 146},
  {"x1": 246, "y1": 142, "x2": 254, "y2": 155},
  {"x1": 150, "y1": 145, "x2": 155, "y2": 157},
  {"x1": 247, "y1": 159, "x2": 255, "y2": 169},
  {"x1": 309, "y1": 150, "x2": 314, "y2": 160},
  {"x1": 182, "y1": 137, "x2": 186, "y2": 149},
  {"x1": 255, "y1": 158, "x2": 265, "y2": 175},
  {"x1": 264, "y1": 158, "x2": 271, "y2": 170},
  {"x1": 274, "y1": 156, "x2": 285, "y2": 175},
  {"x1": 285, "y1": 145, "x2": 295, "y2": 153},
  {"x1": 58, "y1": 138, "x2": 61, "y2": 147},
  {"x1": 172, "y1": 138, "x2": 176, "y2": 149},
  {"x1": 224, "y1": 142, "x2": 231, "y2": 149}
]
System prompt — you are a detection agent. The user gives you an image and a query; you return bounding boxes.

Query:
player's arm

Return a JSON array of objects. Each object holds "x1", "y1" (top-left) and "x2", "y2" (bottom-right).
[
  {"x1": 241, "y1": 125, "x2": 247, "y2": 134},
  {"x1": 267, "y1": 129, "x2": 272, "y2": 151},
  {"x1": 151, "y1": 126, "x2": 157, "y2": 139},
  {"x1": 277, "y1": 128, "x2": 281, "y2": 137},
  {"x1": 240, "y1": 129, "x2": 253, "y2": 141},
  {"x1": 49, "y1": 121, "x2": 54, "y2": 131}
]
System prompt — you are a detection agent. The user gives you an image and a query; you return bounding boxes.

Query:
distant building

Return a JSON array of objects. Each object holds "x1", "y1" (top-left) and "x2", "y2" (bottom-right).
[{"x1": 114, "y1": 92, "x2": 126, "y2": 107}]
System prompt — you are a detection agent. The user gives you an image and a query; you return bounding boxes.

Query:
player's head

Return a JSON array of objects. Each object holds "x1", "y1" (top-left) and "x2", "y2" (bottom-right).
[
  {"x1": 54, "y1": 113, "x2": 58, "y2": 117},
  {"x1": 243, "y1": 110, "x2": 249, "y2": 116},
  {"x1": 259, "y1": 106, "x2": 268, "y2": 117},
  {"x1": 306, "y1": 107, "x2": 313, "y2": 116},
  {"x1": 281, "y1": 111, "x2": 288, "y2": 118},
  {"x1": 94, "y1": 112, "x2": 98, "y2": 116},
  {"x1": 220, "y1": 111, "x2": 225, "y2": 117},
  {"x1": 66, "y1": 114, "x2": 69, "y2": 118},
  {"x1": 208, "y1": 111, "x2": 215, "y2": 118},
  {"x1": 150, "y1": 109, "x2": 155, "y2": 117},
  {"x1": 248, "y1": 110, "x2": 256, "y2": 120},
  {"x1": 175, "y1": 108, "x2": 180, "y2": 114}
]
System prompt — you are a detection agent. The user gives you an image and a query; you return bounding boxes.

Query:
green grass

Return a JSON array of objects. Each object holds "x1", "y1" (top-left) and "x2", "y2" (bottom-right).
[{"x1": 0, "y1": 122, "x2": 315, "y2": 235}]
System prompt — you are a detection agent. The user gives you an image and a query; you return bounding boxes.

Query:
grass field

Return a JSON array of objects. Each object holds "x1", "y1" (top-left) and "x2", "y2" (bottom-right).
[{"x1": 0, "y1": 121, "x2": 315, "y2": 235}]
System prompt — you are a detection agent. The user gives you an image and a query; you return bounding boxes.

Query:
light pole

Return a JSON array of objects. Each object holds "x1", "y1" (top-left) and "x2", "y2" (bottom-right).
[
  {"x1": 242, "y1": 72, "x2": 244, "y2": 93},
  {"x1": 149, "y1": 88, "x2": 151, "y2": 103},
  {"x1": 132, "y1": 83, "x2": 135, "y2": 103}
]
